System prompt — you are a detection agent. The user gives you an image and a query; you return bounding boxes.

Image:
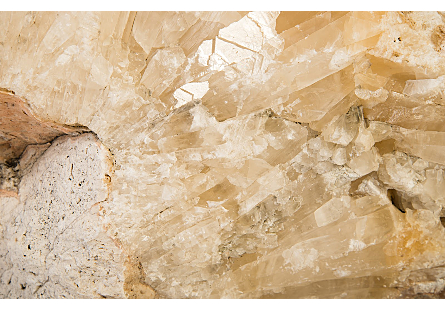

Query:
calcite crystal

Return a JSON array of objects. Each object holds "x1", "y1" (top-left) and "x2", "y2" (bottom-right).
[{"x1": 1, "y1": 11, "x2": 445, "y2": 299}]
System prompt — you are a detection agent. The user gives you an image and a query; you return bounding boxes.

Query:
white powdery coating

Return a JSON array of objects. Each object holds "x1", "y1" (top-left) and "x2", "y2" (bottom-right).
[
  {"x1": 0, "y1": 134, "x2": 126, "y2": 299},
  {"x1": 334, "y1": 268, "x2": 352, "y2": 278},
  {"x1": 349, "y1": 239, "x2": 367, "y2": 252},
  {"x1": 282, "y1": 247, "x2": 319, "y2": 273}
]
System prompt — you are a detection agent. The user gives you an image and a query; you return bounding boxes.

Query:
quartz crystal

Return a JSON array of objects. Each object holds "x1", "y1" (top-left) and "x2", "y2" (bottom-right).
[{"x1": 1, "y1": 11, "x2": 445, "y2": 299}]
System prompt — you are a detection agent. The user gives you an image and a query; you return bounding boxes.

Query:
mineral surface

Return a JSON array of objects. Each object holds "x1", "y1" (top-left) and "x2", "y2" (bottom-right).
[{"x1": 1, "y1": 11, "x2": 445, "y2": 298}]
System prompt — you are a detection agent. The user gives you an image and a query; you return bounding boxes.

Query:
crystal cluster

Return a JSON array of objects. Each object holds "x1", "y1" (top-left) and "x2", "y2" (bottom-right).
[{"x1": 1, "y1": 11, "x2": 445, "y2": 298}]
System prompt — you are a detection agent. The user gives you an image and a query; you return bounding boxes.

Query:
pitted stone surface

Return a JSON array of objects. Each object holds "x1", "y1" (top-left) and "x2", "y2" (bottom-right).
[{"x1": 0, "y1": 133, "x2": 126, "y2": 298}]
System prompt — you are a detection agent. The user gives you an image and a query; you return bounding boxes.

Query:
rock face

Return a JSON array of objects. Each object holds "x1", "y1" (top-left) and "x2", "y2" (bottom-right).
[
  {"x1": 1, "y1": 11, "x2": 445, "y2": 298},
  {"x1": 0, "y1": 134, "x2": 127, "y2": 298},
  {"x1": 0, "y1": 89, "x2": 87, "y2": 165}
]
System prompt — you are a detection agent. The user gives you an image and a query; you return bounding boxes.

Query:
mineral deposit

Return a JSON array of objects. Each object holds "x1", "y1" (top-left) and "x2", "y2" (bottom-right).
[{"x1": 1, "y1": 11, "x2": 445, "y2": 298}]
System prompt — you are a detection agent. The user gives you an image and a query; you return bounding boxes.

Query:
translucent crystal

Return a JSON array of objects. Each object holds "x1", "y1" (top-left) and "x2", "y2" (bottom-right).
[{"x1": 2, "y1": 11, "x2": 445, "y2": 299}]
